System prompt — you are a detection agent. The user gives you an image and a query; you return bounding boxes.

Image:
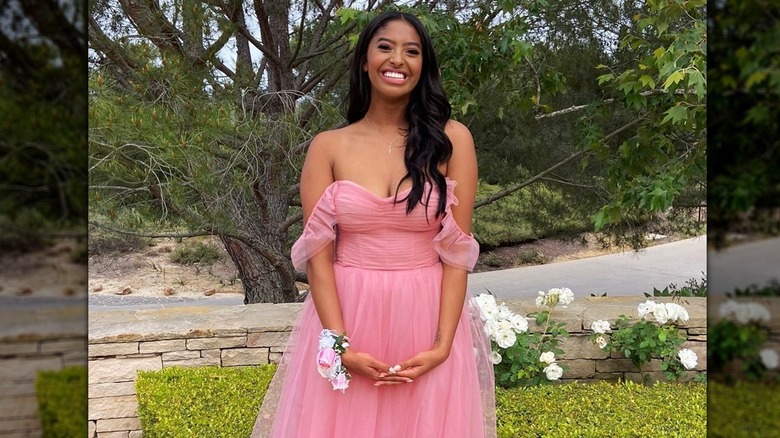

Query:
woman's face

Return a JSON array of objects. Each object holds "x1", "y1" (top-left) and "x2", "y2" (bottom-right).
[{"x1": 363, "y1": 19, "x2": 423, "y2": 101}]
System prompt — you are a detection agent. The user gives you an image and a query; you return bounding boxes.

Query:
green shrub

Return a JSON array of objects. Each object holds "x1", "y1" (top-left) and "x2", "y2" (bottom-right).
[
  {"x1": 136, "y1": 365, "x2": 276, "y2": 437},
  {"x1": 137, "y1": 366, "x2": 705, "y2": 437},
  {"x1": 170, "y1": 241, "x2": 221, "y2": 265},
  {"x1": 35, "y1": 366, "x2": 87, "y2": 438},
  {"x1": 472, "y1": 181, "x2": 590, "y2": 248},
  {"x1": 497, "y1": 381, "x2": 706, "y2": 437},
  {"x1": 709, "y1": 381, "x2": 780, "y2": 437}
]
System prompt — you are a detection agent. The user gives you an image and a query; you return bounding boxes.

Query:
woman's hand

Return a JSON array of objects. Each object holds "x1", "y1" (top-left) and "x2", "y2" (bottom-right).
[
  {"x1": 341, "y1": 350, "x2": 412, "y2": 384},
  {"x1": 375, "y1": 347, "x2": 450, "y2": 386}
]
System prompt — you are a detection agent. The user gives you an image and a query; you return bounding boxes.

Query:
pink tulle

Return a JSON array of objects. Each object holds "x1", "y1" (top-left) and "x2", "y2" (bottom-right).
[{"x1": 253, "y1": 178, "x2": 496, "y2": 438}]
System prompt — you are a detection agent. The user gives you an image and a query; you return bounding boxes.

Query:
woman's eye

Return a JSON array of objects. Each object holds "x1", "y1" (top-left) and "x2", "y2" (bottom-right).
[
  {"x1": 378, "y1": 44, "x2": 392, "y2": 51},
  {"x1": 407, "y1": 49, "x2": 420, "y2": 56}
]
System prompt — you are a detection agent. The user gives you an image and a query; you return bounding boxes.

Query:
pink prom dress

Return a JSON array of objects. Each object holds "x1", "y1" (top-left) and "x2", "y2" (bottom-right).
[{"x1": 252, "y1": 178, "x2": 496, "y2": 438}]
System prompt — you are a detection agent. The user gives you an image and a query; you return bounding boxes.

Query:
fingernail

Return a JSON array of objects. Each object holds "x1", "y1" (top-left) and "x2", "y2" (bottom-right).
[{"x1": 406, "y1": 379, "x2": 413, "y2": 383}]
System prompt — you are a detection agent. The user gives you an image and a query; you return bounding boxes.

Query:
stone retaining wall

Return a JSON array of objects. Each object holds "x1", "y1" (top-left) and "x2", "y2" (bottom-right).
[
  {"x1": 0, "y1": 301, "x2": 87, "y2": 438},
  {"x1": 87, "y1": 297, "x2": 708, "y2": 438}
]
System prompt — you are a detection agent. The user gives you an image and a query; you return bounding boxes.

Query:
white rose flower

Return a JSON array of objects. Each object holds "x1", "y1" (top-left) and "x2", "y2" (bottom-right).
[
  {"x1": 490, "y1": 350, "x2": 503, "y2": 365},
  {"x1": 654, "y1": 304, "x2": 670, "y2": 324},
  {"x1": 498, "y1": 319, "x2": 513, "y2": 332},
  {"x1": 318, "y1": 331, "x2": 336, "y2": 349},
  {"x1": 664, "y1": 303, "x2": 680, "y2": 322},
  {"x1": 475, "y1": 294, "x2": 499, "y2": 321},
  {"x1": 596, "y1": 335, "x2": 608, "y2": 349},
  {"x1": 510, "y1": 314, "x2": 529, "y2": 333},
  {"x1": 677, "y1": 348, "x2": 698, "y2": 370},
  {"x1": 590, "y1": 320, "x2": 611, "y2": 334},
  {"x1": 637, "y1": 300, "x2": 657, "y2": 318},
  {"x1": 747, "y1": 302, "x2": 771, "y2": 324},
  {"x1": 535, "y1": 291, "x2": 546, "y2": 307},
  {"x1": 676, "y1": 306, "x2": 690, "y2": 324},
  {"x1": 718, "y1": 300, "x2": 739, "y2": 319},
  {"x1": 484, "y1": 319, "x2": 500, "y2": 341},
  {"x1": 558, "y1": 287, "x2": 575, "y2": 306},
  {"x1": 498, "y1": 304, "x2": 513, "y2": 319},
  {"x1": 539, "y1": 351, "x2": 555, "y2": 364},
  {"x1": 543, "y1": 363, "x2": 563, "y2": 380},
  {"x1": 495, "y1": 328, "x2": 517, "y2": 349},
  {"x1": 760, "y1": 348, "x2": 779, "y2": 370}
]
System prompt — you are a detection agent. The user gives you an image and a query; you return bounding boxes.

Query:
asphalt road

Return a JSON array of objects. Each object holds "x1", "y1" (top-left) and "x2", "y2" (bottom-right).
[{"x1": 708, "y1": 236, "x2": 780, "y2": 294}]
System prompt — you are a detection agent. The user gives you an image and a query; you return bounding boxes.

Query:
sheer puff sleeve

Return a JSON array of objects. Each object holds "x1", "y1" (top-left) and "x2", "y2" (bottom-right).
[
  {"x1": 433, "y1": 179, "x2": 480, "y2": 271},
  {"x1": 290, "y1": 184, "x2": 337, "y2": 272}
]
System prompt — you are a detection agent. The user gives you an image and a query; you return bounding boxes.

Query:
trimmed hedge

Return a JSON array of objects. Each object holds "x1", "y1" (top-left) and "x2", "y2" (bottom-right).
[
  {"x1": 136, "y1": 365, "x2": 276, "y2": 437},
  {"x1": 136, "y1": 365, "x2": 706, "y2": 437},
  {"x1": 709, "y1": 381, "x2": 780, "y2": 437},
  {"x1": 496, "y1": 381, "x2": 706, "y2": 437},
  {"x1": 35, "y1": 366, "x2": 87, "y2": 437}
]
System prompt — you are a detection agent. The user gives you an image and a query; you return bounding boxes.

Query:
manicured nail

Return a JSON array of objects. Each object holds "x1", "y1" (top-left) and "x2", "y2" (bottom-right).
[{"x1": 406, "y1": 379, "x2": 413, "y2": 383}]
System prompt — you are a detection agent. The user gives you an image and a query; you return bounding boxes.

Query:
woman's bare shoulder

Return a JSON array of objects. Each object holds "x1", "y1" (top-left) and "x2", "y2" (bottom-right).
[{"x1": 309, "y1": 124, "x2": 356, "y2": 156}]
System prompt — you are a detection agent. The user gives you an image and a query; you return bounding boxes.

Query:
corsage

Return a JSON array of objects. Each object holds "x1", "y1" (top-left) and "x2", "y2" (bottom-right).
[{"x1": 317, "y1": 329, "x2": 351, "y2": 393}]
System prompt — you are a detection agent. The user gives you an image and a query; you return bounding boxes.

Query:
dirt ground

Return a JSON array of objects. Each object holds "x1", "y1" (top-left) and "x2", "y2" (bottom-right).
[
  {"x1": 80, "y1": 232, "x2": 684, "y2": 300},
  {"x1": 0, "y1": 239, "x2": 87, "y2": 298}
]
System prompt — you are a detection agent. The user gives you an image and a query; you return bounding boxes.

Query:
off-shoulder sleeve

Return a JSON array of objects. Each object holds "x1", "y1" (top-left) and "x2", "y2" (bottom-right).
[
  {"x1": 290, "y1": 185, "x2": 337, "y2": 272},
  {"x1": 432, "y1": 180, "x2": 480, "y2": 271}
]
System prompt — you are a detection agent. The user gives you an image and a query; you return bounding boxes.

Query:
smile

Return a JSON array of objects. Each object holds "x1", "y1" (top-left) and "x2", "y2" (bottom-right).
[{"x1": 382, "y1": 71, "x2": 407, "y2": 80}]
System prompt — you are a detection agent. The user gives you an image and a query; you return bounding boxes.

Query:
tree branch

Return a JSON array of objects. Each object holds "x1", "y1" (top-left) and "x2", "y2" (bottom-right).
[
  {"x1": 474, "y1": 117, "x2": 646, "y2": 208},
  {"x1": 535, "y1": 89, "x2": 696, "y2": 120}
]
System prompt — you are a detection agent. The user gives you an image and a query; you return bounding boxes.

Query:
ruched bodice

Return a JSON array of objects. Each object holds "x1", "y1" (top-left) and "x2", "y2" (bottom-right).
[{"x1": 291, "y1": 178, "x2": 479, "y2": 272}]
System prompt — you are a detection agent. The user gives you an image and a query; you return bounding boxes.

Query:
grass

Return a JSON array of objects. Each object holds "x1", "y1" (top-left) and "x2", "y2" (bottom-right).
[{"x1": 170, "y1": 241, "x2": 222, "y2": 265}]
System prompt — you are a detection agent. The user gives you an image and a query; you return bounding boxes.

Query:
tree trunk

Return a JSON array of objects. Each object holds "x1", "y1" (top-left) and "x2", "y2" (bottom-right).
[{"x1": 220, "y1": 235, "x2": 298, "y2": 304}]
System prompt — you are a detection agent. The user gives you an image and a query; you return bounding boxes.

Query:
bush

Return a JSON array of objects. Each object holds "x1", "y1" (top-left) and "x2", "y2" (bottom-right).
[
  {"x1": 472, "y1": 181, "x2": 590, "y2": 248},
  {"x1": 136, "y1": 365, "x2": 705, "y2": 437},
  {"x1": 136, "y1": 365, "x2": 276, "y2": 437},
  {"x1": 496, "y1": 381, "x2": 706, "y2": 437},
  {"x1": 88, "y1": 228, "x2": 148, "y2": 255},
  {"x1": 35, "y1": 366, "x2": 87, "y2": 438},
  {"x1": 170, "y1": 241, "x2": 221, "y2": 265},
  {"x1": 709, "y1": 381, "x2": 780, "y2": 437}
]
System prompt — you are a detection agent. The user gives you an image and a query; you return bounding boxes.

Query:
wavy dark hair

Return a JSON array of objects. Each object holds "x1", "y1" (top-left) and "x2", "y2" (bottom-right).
[{"x1": 345, "y1": 11, "x2": 452, "y2": 218}]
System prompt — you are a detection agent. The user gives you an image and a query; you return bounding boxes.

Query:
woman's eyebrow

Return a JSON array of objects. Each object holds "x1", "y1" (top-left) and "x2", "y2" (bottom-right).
[{"x1": 376, "y1": 37, "x2": 421, "y2": 47}]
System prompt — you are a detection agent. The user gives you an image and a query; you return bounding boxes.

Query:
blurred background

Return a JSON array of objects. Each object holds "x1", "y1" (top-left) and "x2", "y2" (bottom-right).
[{"x1": 0, "y1": 0, "x2": 87, "y2": 436}]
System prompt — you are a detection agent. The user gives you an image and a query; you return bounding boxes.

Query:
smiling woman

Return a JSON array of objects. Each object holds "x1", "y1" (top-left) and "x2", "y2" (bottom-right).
[{"x1": 252, "y1": 10, "x2": 495, "y2": 438}]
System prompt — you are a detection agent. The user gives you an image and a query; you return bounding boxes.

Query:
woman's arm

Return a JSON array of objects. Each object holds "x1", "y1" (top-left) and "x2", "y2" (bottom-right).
[
  {"x1": 301, "y1": 133, "x2": 404, "y2": 382},
  {"x1": 388, "y1": 120, "x2": 478, "y2": 382}
]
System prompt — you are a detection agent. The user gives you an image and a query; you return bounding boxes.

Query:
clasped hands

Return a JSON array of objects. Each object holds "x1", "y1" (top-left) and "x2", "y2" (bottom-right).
[{"x1": 340, "y1": 347, "x2": 449, "y2": 387}]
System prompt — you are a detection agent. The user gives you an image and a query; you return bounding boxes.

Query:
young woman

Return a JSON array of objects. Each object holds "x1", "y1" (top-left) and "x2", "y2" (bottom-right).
[{"x1": 252, "y1": 11, "x2": 495, "y2": 438}]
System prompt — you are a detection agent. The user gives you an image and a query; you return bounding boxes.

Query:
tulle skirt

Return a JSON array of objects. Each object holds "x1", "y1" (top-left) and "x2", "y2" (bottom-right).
[{"x1": 252, "y1": 263, "x2": 496, "y2": 438}]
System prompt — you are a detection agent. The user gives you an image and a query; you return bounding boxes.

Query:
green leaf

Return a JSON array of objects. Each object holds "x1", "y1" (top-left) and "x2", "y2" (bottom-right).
[
  {"x1": 663, "y1": 71, "x2": 685, "y2": 90},
  {"x1": 639, "y1": 75, "x2": 655, "y2": 89},
  {"x1": 661, "y1": 106, "x2": 688, "y2": 125}
]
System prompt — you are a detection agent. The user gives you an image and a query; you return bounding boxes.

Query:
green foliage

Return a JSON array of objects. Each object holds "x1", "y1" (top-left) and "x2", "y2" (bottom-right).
[
  {"x1": 729, "y1": 280, "x2": 780, "y2": 297},
  {"x1": 602, "y1": 315, "x2": 689, "y2": 382},
  {"x1": 472, "y1": 181, "x2": 590, "y2": 247},
  {"x1": 494, "y1": 309, "x2": 569, "y2": 388},
  {"x1": 35, "y1": 366, "x2": 87, "y2": 438},
  {"x1": 709, "y1": 0, "x2": 780, "y2": 241},
  {"x1": 136, "y1": 365, "x2": 276, "y2": 437},
  {"x1": 709, "y1": 381, "x2": 780, "y2": 438},
  {"x1": 170, "y1": 241, "x2": 222, "y2": 265},
  {"x1": 708, "y1": 320, "x2": 770, "y2": 382},
  {"x1": 135, "y1": 363, "x2": 705, "y2": 437},
  {"x1": 496, "y1": 381, "x2": 706, "y2": 437},
  {"x1": 588, "y1": 0, "x2": 706, "y2": 235},
  {"x1": 646, "y1": 274, "x2": 707, "y2": 299}
]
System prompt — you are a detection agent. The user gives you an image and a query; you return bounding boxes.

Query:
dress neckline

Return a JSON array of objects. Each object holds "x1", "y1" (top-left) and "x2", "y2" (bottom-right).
[{"x1": 332, "y1": 177, "x2": 456, "y2": 201}]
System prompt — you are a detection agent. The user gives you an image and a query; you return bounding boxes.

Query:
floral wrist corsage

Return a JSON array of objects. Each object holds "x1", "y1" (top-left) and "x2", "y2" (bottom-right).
[{"x1": 317, "y1": 329, "x2": 351, "y2": 393}]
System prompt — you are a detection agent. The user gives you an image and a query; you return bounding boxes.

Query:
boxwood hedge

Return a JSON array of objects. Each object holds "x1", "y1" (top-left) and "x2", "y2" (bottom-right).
[
  {"x1": 35, "y1": 365, "x2": 87, "y2": 437},
  {"x1": 137, "y1": 365, "x2": 706, "y2": 437}
]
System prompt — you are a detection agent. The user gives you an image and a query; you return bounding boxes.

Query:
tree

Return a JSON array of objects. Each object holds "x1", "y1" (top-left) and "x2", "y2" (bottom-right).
[
  {"x1": 0, "y1": 0, "x2": 87, "y2": 247},
  {"x1": 88, "y1": 1, "x2": 535, "y2": 303},
  {"x1": 88, "y1": 0, "x2": 707, "y2": 303}
]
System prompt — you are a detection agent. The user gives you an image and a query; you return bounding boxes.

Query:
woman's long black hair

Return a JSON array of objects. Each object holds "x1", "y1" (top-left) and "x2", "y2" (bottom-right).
[{"x1": 345, "y1": 11, "x2": 452, "y2": 219}]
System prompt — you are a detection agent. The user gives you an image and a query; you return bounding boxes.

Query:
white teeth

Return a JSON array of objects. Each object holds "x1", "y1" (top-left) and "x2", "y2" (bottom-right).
[{"x1": 383, "y1": 71, "x2": 405, "y2": 79}]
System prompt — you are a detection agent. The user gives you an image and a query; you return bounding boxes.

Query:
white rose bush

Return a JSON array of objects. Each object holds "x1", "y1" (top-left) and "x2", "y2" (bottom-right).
[
  {"x1": 709, "y1": 299, "x2": 775, "y2": 381},
  {"x1": 590, "y1": 299, "x2": 698, "y2": 382},
  {"x1": 474, "y1": 289, "x2": 570, "y2": 388}
]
